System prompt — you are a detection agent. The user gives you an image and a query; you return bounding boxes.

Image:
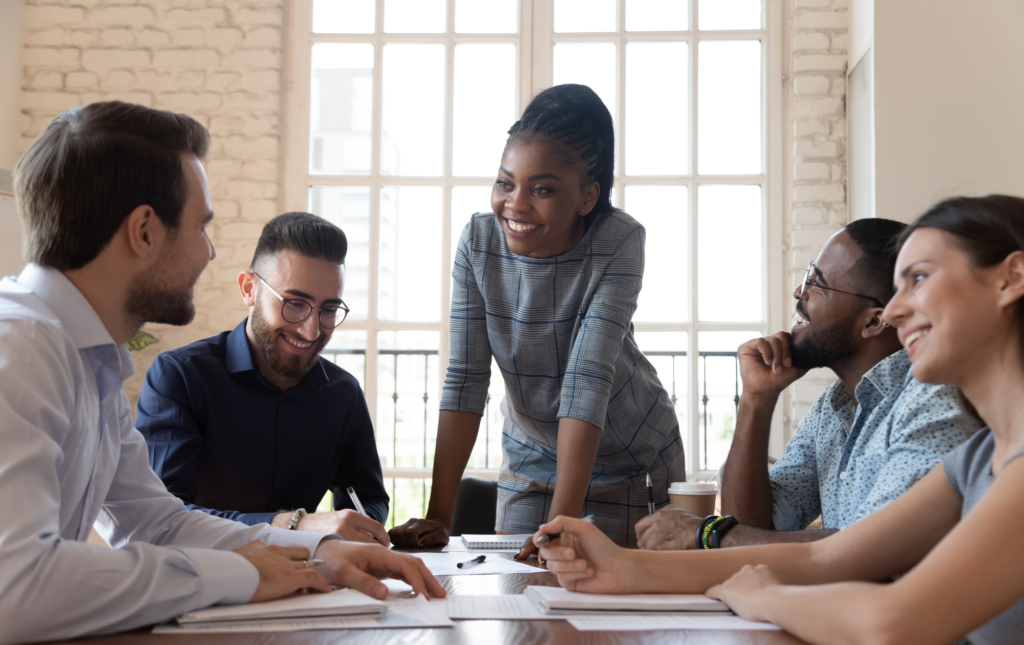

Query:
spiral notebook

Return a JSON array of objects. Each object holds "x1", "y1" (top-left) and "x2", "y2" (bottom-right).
[{"x1": 460, "y1": 534, "x2": 533, "y2": 549}]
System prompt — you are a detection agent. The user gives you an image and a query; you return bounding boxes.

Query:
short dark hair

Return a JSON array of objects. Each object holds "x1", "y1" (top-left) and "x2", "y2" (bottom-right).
[
  {"x1": 250, "y1": 212, "x2": 348, "y2": 273},
  {"x1": 844, "y1": 217, "x2": 908, "y2": 305},
  {"x1": 13, "y1": 101, "x2": 210, "y2": 271},
  {"x1": 507, "y1": 84, "x2": 615, "y2": 217}
]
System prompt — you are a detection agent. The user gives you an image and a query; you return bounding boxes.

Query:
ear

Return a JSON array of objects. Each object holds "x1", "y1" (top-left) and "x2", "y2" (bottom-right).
[
  {"x1": 238, "y1": 271, "x2": 257, "y2": 307},
  {"x1": 861, "y1": 307, "x2": 890, "y2": 340},
  {"x1": 124, "y1": 205, "x2": 165, "y2": 261},
  {"x1": 579, "y1": 181, "x2": 601, "y2": 217},
  {"x1": 997, "y1": 250, "x2": 1024, "y2": 310}
]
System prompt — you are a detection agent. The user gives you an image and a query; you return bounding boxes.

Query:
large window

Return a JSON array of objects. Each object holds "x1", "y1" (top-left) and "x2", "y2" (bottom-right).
[{"x1": 283, "y1": 0, "x2": 783, "y2": 528}]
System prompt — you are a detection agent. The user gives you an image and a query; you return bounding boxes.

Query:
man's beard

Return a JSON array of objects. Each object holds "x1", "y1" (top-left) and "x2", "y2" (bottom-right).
[
  {"x1": 790, "y1": 306, "x2": 857, "y2": 370},
  {"x1": 125, "y1": 259, "x2": 197, "y2": 327},
  {"x1": 250, "y1": 301, "x2": 328, "y2": 380}
]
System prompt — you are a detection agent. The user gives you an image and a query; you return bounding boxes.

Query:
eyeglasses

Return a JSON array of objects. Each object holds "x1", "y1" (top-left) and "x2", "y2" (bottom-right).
[
  {"x1": 800, "y1": 261, "x2": 884, "y2": 308},
  {"x1": 251, "y1": 272, "x2": 350, "y2": 328}
]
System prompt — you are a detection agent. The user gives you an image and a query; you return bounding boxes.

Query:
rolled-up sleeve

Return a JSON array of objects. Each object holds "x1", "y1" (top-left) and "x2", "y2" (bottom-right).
[
  {"x1": 441, "y1": 219, "x2": 493, "y2": 415},
  {"x1": 769, "y1": 407, "x2": 825, "y2": 531}
]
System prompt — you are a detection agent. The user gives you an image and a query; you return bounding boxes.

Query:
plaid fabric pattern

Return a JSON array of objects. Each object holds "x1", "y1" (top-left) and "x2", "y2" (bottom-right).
[{"x1": 441, "y1": 211, "x2": 685, "y2": 541}]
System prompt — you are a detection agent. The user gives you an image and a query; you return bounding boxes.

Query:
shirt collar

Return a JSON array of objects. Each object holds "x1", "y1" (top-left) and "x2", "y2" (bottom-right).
[
  {"x1": 226, "y1": 317, "x2": 330, "y2": 393},
  {"x1": 16, "y1": 263, "x2": 117, "y2": 351},
  {"x1": 858, "y1": 348, "x2": 912, "y2": 401}
]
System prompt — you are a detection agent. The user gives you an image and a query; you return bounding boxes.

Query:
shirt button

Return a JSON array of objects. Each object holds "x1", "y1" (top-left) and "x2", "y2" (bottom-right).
[{"x1": 839, "y1": 472, "x2": 847, "y2": 480}]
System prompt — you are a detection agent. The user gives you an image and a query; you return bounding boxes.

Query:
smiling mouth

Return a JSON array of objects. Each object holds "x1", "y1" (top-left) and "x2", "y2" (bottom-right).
[
  {"x1": 282, "y1": 334, "x2": 313, "y2": 350},
  {"x1": 794, "y1": 309, "x2": 810, "y2": 326},
  {"x1": 504, "y1": 217, "x2": 540, "y2": 233},
  {"x1": 904, "y1": 328, "x2": 930, "y2": 352}
]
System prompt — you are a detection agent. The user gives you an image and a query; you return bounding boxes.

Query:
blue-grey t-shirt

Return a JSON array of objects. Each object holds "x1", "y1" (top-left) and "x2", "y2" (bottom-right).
[{"x1": 944, "y1": 428, "x2": 1024, "y2": 645}]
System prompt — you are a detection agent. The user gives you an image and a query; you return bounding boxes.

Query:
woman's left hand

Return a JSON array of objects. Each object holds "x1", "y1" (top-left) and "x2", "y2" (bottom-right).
[{"x1": 705, "y1": 564, "x2": 782, "y2": 623}]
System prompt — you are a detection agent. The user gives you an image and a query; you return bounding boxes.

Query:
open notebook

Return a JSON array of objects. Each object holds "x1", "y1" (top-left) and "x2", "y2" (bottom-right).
[
  {"x1": 461, "y1": 534, "x2": 533, "y2": 549},
  {"x1": 524, "y1": 586, "x2": 731, "y2": 616},
  {"x1": 176, "y1": 589, "x2": 386, "y2": 626}
]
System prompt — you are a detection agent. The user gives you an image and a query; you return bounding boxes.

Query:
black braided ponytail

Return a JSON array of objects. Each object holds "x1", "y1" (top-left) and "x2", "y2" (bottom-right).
[{"x1": 507, "y1": 84, "x2": 615, "y2": 217}]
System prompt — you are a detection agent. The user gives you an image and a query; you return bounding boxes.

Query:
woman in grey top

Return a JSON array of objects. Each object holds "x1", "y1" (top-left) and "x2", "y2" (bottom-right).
[
  {"x1": 390, "y1": 85, "x2": 685, "y2": 551},
  {"x1": 533, "y1": 195, "x2": 1024, "y2": 645}
]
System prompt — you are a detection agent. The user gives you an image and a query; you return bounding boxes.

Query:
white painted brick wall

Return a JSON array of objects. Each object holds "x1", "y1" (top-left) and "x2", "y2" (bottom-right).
[
  {"x1": 782, "y1": 0, "x2": 849, "y2": 442},
  {"x1": 20, "y1": 0, "x2": 284, "y2": 403}
]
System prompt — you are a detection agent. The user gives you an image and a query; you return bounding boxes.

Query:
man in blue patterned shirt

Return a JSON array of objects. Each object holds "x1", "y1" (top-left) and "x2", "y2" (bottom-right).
[{"x1": 637, "y1": 218, "x2": 982, "y2": 549}]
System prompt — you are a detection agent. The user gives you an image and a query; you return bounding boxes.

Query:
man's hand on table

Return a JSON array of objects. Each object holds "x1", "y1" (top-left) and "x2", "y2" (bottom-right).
[
  {"x1": 388, "y1": 517, "x2": 450, "y2": 548},
  {"x1": 636, "y1": 505, "x2": 705, "y2": 551},
  {"x1": 235, "y1": 541, "x2": 331, "y2": 603},
  {"x1": 314, "y1": 540, "x2": 447, "y2": 600},
  {"x1": 271, "y1": 509, "x2": 391, "y2": 546}
]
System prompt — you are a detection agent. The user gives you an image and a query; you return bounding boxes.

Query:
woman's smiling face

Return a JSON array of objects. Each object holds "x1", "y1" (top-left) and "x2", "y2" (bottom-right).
[
  {"x1": 490, "y1": 138, "x2": 599, "y2": 259},
  {"x1": 884, "y1": 227, "x2": 1008, "y2": 386}
]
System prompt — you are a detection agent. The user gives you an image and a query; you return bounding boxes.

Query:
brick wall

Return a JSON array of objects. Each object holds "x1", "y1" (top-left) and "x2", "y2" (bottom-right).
[
  {"x1": 19, "y1": 0, "x2": 285, "y2": 402},
  {"x1": 782, "y1": 0, "x2": 849, "y2": 434}
]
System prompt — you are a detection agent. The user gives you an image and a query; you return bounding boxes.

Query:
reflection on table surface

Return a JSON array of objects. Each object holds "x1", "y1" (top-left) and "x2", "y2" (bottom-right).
[{"x1": 56, "y1": 544, "x2": 808, "y2": 645}]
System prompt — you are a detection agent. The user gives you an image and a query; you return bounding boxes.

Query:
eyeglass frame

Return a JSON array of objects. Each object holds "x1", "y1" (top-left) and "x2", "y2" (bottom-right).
[
  {"x1": 250, "y1": 271, "x2": 350, "y2": 328},
  {"x1": 800, "y1": 261, "x2": 885, "y2": 308}
]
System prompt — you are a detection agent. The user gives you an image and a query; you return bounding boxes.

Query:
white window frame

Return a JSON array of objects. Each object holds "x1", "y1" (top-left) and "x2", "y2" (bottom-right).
[{"x1": 281, "y1": 0, "x2": 785, "y2": 483}]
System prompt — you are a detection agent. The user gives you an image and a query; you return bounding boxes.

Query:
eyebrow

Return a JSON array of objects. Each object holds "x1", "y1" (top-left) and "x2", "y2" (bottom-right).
[
  {"x1": 497, "y1": 167, "x2": 563, "y2": 182},
  {"x1": 813, "y1": 265, "x2": 828, "y2": 287},
  {"x1": 898, "y1": 259, "x2": 929, "y2": 279},
  {"x1": 282, "y1": 288, "x2": 343, "y2": 306}
]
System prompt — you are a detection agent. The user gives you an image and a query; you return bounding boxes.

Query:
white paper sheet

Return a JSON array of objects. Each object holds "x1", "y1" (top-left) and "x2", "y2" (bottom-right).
[
  {"x1": 442, "y1": 537, "x2": 517, "y2": 553},
  {"x1": 444, "y1": 595, "x2": 567, "y2": 620},
  {"x1": 175, "y1": 588, "x2": 384, "y2": 624},
  {"x1": 152, "y1": 597, "x2": 453, "y2": 634},
  {"x1": 410, "y1": 552, "x2": 543, "y2": 576},
  {"x1": 567, "y1": 615, "x2": 782, "y2": 631}
]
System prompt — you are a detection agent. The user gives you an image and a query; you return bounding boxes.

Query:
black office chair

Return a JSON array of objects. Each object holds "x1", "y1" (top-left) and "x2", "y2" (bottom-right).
[{"x1": 449, "y1": 476, "x2": 498, "y2": 536}]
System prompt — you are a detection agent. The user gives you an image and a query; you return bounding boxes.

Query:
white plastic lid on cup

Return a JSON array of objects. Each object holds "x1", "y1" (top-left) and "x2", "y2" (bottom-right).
[{"x1": 668, "y1": 482, "x2": 718, "y2": 495}]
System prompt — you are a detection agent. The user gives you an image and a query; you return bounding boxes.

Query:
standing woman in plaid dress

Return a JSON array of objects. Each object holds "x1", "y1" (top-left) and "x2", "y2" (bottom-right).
[{"x1": 390, "y1": 84, "x2": 686, "y2": 552}]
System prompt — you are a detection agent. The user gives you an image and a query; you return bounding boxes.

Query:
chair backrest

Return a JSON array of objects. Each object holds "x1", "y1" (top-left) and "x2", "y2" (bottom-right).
[{"x1": 449, "y1": 476, "x2": 498, "y2": 536}]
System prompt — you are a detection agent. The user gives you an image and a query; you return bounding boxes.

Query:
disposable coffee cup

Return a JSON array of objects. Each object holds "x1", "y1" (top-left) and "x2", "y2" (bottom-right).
[{"x1": 668, "y1": 482, "x2": 718, "y2": 517}]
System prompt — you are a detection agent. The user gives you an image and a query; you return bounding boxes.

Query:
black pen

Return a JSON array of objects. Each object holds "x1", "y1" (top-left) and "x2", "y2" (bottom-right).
[
  {"x1": 457, "y1": 555, "x2": 486, "y2": 569},
  {"x1": 534, "y1": 514, "x2": 595, "y2": 545},
  {"x1": 646, "y1": 472, "x2": 656, "y2": 515}
]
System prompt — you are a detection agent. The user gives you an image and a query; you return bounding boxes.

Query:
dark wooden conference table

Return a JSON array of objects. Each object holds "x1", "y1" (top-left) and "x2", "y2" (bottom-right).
[{"x1": 54, "y1": 545, "x2": 808, "y2": 645}]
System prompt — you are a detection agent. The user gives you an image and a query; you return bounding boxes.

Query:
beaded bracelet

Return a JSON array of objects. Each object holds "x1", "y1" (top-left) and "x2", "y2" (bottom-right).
[
  {"x1": 702, "y1": 516, "x2": 728, "y2": 549},
  {"x1": 695, "y1": 515, "x2": 719, "y2": 550},
  {"x1": 709, "y1": 515, "x2": 739, "y2": 549}
]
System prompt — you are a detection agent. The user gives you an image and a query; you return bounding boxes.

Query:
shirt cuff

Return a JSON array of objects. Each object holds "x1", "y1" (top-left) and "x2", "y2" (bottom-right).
[
  {"x1": 184, "y1": 548, "x2": 259, "y2": 607},
  {"x1": 263, "y1": 527, "x2": 343, "y2": 556}
]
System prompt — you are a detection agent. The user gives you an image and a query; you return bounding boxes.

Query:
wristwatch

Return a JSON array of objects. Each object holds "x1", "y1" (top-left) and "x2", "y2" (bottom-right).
[{"x1": 288, "y1": 508, "x2": 307, "y2": 530}]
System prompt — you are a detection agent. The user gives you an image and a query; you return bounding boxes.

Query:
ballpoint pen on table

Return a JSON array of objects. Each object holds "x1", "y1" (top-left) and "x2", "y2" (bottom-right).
[
  {"x1": 646, "y1": 472, "x2": 656, "y2": 515},
  {"x1": 457, "y1": 555, "x2": 486, "y2": 569},
  {"x1": 534, "y1": 514, "x2": 596, "y2": 545}
]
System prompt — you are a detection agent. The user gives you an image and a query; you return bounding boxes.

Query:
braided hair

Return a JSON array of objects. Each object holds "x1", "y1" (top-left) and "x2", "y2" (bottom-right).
[{"x1": 506, "y1": 84, "x2": 615, "y2": 217}]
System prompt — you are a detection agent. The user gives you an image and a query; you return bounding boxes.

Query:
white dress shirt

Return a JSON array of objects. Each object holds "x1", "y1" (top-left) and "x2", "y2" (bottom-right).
[{"x1": 0, "y1": 264, "x2": 328, "y2": 644}]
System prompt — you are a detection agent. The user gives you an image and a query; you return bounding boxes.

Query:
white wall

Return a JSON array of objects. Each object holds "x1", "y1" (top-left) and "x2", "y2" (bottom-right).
[{"x1": 873, "y1": 0, "x2": 1024, "y2": 223}]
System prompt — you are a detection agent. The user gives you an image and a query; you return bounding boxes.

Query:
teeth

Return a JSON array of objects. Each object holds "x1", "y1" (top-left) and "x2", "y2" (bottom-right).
[
  {"x1": 284, "y1": 336, "x2": 312, "y2": 349},
  {"x1": 507, "y1": 219, "x2": 540, "y2": 233},
  {"x1": 904, "y1": 329, "x2": 929, "y2": 348},
  {"x1": 794, "y1": 311, "x2": 809, "y2": 325}
]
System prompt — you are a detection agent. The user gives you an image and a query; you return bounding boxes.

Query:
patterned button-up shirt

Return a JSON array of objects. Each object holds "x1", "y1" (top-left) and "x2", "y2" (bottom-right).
[{"x1": 770, "y1": 349, "x2": 982, "y2": 530}]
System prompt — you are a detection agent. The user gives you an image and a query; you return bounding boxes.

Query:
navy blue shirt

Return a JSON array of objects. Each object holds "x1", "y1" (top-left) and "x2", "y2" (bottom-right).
[{"x1": 136, "y1": 320, "x2": 388, "y2": 526}]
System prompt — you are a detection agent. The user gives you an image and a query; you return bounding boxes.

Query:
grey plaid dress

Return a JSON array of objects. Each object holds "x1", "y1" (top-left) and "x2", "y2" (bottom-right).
[{"x1": 441, "y1": 210, "x2": 686, "y2": 541}]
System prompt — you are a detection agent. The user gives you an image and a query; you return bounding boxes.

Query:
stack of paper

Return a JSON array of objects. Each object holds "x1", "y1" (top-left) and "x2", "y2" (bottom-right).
[
  {"x1": 174, "y1": 588, "x2": 385, "y2": 628},
  {"x1": 524, "y1": 586, "x2": 731, "y2": 616}
]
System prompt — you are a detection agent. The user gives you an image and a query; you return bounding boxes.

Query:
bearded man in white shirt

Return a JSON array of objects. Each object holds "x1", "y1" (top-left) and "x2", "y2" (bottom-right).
[{"x1": 0, "y1": 101, "x2": 444, "y2": 645}]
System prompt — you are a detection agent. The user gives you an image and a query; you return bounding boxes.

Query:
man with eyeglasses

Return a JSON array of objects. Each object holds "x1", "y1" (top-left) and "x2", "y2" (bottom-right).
[
  {"x1": 137, "y1": 212, "x2": 391, "y2": 543},
  {"x1": 637, "y1": 218, "x2": 981, "y2": 550}
]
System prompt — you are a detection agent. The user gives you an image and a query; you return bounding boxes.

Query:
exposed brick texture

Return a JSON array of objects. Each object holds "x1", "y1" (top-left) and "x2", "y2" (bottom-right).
[
  {"x1": 20, "y1": 0, "x2": 284, "y2": 403},
  {"x1": 783, "y1": 0, "x2": 849, "y2": 434}
]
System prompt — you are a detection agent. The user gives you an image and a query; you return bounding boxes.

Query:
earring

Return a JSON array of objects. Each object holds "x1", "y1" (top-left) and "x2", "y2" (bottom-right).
[{"x1": 882, "y1": 321, "x2": 890, "y2": 327}]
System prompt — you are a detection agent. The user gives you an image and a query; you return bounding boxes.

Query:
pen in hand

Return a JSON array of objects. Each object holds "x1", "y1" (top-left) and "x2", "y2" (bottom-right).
[
  {"x1": 346, "y1": 486, "x2": 381, "y2": 544},
  {"x1": 646, "y1": 472, "x2": 656, "y2": 516},
  {"x1": 534, "y1": 514, "x2": 595, "y2": 545}
]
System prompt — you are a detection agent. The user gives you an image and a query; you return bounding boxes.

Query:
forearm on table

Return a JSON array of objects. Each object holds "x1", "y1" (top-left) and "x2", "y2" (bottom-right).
[
  {"x1": 758, "y1": 582, "x2": 906, "y2": 645},
  {"x1": 423, "y1": 410, "x2": 482, "y2": 526},
  {"x1": 721, "y1": 525, "x2": 838, "y2": 547},
  {"x1": 720, "y1": 393, "x2": 779, "y2": 528},
  {"x1": 548, "y1": 418, "x2": 602, "y2": 520}
]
